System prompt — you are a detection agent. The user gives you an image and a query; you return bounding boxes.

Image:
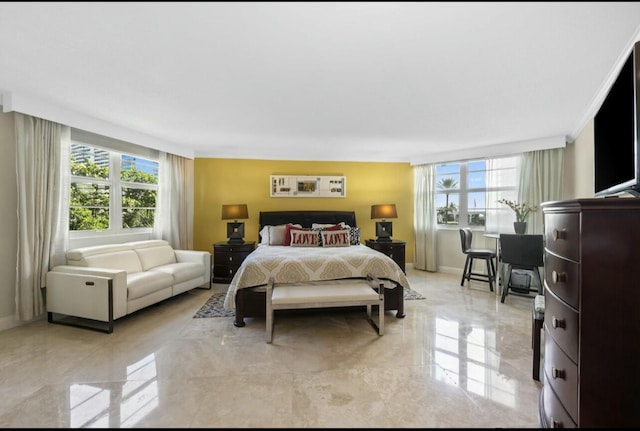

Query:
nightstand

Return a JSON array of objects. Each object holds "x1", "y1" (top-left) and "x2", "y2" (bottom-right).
[
  {"x1": 365, "y1": 239, "x2": 406, "y2": 273},
  {"x1": 212, "y1": 241, "x2": 255, "y2": 284}
]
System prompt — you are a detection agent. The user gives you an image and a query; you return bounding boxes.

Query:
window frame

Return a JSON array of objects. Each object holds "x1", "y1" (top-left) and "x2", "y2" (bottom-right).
[
  {"x1": 435, "y1": 157, "x2": 518, "y2": 230},
  {"x1": 69, "y1": 142, "x2": 159, "y2": 239}
]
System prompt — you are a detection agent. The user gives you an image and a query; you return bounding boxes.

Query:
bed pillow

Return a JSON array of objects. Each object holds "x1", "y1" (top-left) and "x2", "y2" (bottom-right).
[
  {"x1": 259, "y1": 225, "x2": 271, "y2": 245},
  {"x1": 311, "y1": 222, "x2": 348, "y2": 230},
  {"x1": 284, "y1": 224, "x2": 309, "y2": 246},
  {"x1": 289, "y1": 230, "x2": 319, "y2": 247},
  {"x1": 321, "y1": 229, "x2": 351, "y2": 247},
  {"x1": 267, "y1": 224, "x2": 301, "y2": 245}
]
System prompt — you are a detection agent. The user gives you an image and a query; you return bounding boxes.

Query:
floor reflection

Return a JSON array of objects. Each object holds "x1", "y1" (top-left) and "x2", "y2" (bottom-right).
[
  {"x1": 433, "y1": 317, "x2": 516, "y2": 408},
  {"x1": 70, "y1": 354, "x2": 159, "y2": 428}
]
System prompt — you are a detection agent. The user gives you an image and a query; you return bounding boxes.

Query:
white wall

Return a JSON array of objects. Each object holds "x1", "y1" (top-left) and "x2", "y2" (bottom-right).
[
  {"x1": 571, "y1": 118, "x2": 596, "y2": 199},
  {"x1": 0, "y1": 108, "x2": 20, "y2": 330}
]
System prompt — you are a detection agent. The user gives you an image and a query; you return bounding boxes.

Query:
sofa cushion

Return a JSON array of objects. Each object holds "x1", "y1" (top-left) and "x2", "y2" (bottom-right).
[
  {"x1": 66, "y1": 244, "x2": 132, "y2": 261},
  {"x1": 129, "y1": 240, "x2": 177, "y2": 271},
  {"x1": 150, "y1": 262, "x2": 205, "y2": 284},
  {"x1": 127, "y1": 271, "x2": 174, "y2": 300},
  {"x1": 75, "y1": 250, "x2": 143, "y2": 274}
]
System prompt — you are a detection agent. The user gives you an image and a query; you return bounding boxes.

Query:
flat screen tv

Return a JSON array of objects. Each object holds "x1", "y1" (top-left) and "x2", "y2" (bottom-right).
[{"x1": 594, "y1": 41, "x2": 640, "y2": 197}]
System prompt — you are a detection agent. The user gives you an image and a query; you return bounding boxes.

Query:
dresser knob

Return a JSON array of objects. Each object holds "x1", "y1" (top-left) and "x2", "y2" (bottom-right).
[
  {"x1": 228, "y1": 256, "x2": 233, "y2": 262},
  {"x1": 551, "y1": 367, "x2": 566, "y2": 379},
  {"x1": 551, "y1": 316, "x2": 565, "y2": 329},
  {"x1": 551, "y1": 270, "x2": 567, "y2": 283},
  {"x1": 552, "y1": 228, "x2": 566, "y2": 241}
]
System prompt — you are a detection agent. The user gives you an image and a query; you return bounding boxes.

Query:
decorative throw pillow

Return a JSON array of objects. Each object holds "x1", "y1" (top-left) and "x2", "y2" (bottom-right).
[
  {"x1": 347, "y1": 226, "x2": 361, "y2": 245},
  {"x1": 321, "y1": 229, "x2": 351, "y2": 247},
  {"x1": 284, "y1": 224, "x2": 309, "y2": 246},
  {"x1": 289, "y1": 230, "x2": 319, "y2": 247},
  {"x1": 311, "y1": 223, "x2": 343, "y2": 246}
]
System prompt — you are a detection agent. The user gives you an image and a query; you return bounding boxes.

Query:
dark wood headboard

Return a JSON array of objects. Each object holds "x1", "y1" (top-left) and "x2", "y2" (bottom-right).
[{"x1": 259, "y1": 210, "x2": 357, "y2": 229}]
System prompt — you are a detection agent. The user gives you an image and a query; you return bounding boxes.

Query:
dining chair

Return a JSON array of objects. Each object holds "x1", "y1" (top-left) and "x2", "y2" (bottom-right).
[
  {"x1": 459, "y1": 228, "x2": 497, "y2": 292},
  {"x1": 498, "y1": 234, "x2": 544, "y2": 303}
]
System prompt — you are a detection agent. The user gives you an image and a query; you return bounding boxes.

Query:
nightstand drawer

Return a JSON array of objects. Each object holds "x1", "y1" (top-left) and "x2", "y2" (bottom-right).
[
  {"x1": 214, "y1": 251, "x2": 251, "y2": 265},
  {"x1": 213, "y1": 264, "x2": 240, "y2": 280}
]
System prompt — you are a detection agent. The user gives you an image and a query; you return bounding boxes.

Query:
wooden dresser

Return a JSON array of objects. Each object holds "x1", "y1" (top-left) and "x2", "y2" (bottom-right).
[{"x1": 540, "y1": 198, "x2": 640, "y2": 427}]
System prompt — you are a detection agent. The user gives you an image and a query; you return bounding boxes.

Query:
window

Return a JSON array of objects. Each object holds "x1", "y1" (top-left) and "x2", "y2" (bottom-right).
[
  {"x1": 70, "y1": 142, "x2": 158, "y2": 234},
  {"x1": 436, "y1": 157, "x2": 519, "y2": 229}
]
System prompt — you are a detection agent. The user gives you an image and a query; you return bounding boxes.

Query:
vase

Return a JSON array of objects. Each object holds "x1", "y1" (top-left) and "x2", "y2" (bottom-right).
[{"x1": 513, "y1": 221, "x2": 527, "y2": 234}]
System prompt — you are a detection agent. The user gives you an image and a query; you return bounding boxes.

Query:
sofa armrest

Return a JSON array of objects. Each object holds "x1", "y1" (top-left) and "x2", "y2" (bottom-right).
[
  {"x1": 174, "y1": 250, "x2": 212, "y2": 282},
  {"x1": 174, "y1": 249, "x2": 210, "y2": 264},
  {"x1": 46, "y1": 266, "x2": 128, "y2": 320}
]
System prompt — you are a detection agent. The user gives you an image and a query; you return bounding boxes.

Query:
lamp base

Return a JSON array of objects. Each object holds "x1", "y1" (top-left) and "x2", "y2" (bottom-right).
[
  {"x1": 227, "y1": 221, "x2": 245, "y2": 245},
  {"x1": 227, "y1": 238, "x2": 246, "y2": 245},
  {"x1": 375, "y1": 237, "x2": 392, "y2": 242}
]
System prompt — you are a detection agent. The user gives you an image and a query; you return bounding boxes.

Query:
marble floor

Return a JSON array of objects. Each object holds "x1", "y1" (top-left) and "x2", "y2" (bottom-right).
[{"x1": 0, "y1": 268, "x2": 543, "y2": 428}]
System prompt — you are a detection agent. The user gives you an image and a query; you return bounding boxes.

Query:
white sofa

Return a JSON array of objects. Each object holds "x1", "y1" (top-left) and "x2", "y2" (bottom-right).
[{"x1": 46, "y1": 240, "x2": 211, "y2": 333}]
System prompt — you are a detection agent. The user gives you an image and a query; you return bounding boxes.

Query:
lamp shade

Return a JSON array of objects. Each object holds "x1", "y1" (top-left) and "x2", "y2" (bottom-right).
[
  {"x1": 371, "y1": 204, "x2": 398, "y2": 220},
  {"x1": 221, "y1": 204, "x2": 248, "y2": 220}
]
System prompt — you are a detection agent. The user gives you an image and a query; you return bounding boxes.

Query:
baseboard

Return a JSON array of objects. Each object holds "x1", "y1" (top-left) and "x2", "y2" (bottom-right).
[
  {"x1": 437, "y1": 266, "x2": 463, "y2": 276},
  {"x1": 0, "y1": 313, "x2": 44, "y2": 332}
]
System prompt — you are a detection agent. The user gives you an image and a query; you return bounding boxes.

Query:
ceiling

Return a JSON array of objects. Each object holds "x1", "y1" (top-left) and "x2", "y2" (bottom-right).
[{"x1": 1, "y1": 2, "x2": 640, "y2": 164}]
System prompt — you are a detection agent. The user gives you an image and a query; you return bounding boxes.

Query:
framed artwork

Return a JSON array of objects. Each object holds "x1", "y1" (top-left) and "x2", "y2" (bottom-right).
[{"x1": 270, "y1": 175, "x2": 346, "y2": 198}]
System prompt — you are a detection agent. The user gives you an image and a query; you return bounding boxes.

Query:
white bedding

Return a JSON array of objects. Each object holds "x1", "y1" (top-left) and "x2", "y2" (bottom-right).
[{"x1": 223, "y1": 244, "x2": 411, "y2": 310}]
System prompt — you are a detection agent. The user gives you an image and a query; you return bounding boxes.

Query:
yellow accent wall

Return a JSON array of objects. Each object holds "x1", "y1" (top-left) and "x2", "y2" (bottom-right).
[{"x1": 194, "y1": 158, "x2": 414, "y2": 264}]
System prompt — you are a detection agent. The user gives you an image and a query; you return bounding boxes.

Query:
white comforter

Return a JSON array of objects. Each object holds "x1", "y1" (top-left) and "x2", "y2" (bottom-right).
[{"x1": 223, "y1": 244, "x2": 411, "y2": 310}]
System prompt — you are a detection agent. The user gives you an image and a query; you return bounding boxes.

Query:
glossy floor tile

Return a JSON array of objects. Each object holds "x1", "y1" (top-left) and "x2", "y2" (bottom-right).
[{"x1": 0, "y1": 269, "x2": 542, "y2": 428}]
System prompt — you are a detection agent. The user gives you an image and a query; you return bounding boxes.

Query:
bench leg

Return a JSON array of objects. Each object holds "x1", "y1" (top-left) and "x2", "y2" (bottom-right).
[
  {"x1": 366, "y1": 281, "x2": 385, "y2": 335},
  {"x1": 266, "y1": 279, "x2": 274, "y2": 343}
]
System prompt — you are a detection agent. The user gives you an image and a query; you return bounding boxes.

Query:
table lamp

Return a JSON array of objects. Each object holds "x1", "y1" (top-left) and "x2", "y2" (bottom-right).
[
  {"x1": 371, "y1": 204, "x2": 397, "y2": 242},
  {"x1": 222, "y1": 204, "x2": 248, "y2": 244}
]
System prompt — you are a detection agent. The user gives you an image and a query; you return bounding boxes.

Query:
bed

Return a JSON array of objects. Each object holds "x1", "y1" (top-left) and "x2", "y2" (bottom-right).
[{"x1": 223, "y1": 210, "x2": 410, "y2": 327}]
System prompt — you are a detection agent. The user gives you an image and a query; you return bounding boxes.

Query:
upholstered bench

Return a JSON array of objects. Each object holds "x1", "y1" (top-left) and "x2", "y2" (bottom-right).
[{"x1": 265, "y1": 276, "x2": 385, "y2": 343}]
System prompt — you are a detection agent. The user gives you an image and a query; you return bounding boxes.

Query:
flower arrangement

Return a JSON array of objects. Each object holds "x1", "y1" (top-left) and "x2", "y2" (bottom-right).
[{"x1": 498, "y1": 199, "x2": 538, "y2": 223}]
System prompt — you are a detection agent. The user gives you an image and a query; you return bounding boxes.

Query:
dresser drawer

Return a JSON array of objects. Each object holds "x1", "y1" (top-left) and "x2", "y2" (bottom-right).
[
  {"x1": 544, "y1": 253, "x2": 580, "y2": 309},
  {"x1": 544, "y1": 334, "x2": 578, "y2": 422},
  {"x1": 545, "y1": 212, "x2": 580, "y2": 262},
  {"x1": 544, "y1": 286, "x2": 579, "y2": 363},
  {"x1": 542, "y1": 374, "x2": 577, "y2": 429}
]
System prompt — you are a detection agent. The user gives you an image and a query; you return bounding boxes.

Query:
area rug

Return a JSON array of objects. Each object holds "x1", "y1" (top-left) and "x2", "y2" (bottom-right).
[{"x1": 194, "y1": 287, "x2": 425, "y2": 318}]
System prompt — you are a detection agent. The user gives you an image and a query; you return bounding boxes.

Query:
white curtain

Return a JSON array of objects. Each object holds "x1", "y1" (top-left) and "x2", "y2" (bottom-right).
[
  {"x1": 413, "y1": 164, "x2": 437, "y2": 271},
  {"x1": 518, "y1": 147, "x2": 565, "y2": 234},
  {"x1": 153, "y1": 151, "x2": 194, "y2": 250},
  {"x1": 15, "y1": 113, "x2": 70, "y2": 321},
  {"x1": 485, "y1": 156, "x2": 522, "y2": 234}
]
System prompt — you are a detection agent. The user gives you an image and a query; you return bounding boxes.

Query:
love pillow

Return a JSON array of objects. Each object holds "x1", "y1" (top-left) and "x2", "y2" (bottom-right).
[
  {"x1": 290, "y1": 230, "x2": 319, "y2": 247},
  {"x1": 321, "y1": 229, "x2": 351, "y2": 247}
]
